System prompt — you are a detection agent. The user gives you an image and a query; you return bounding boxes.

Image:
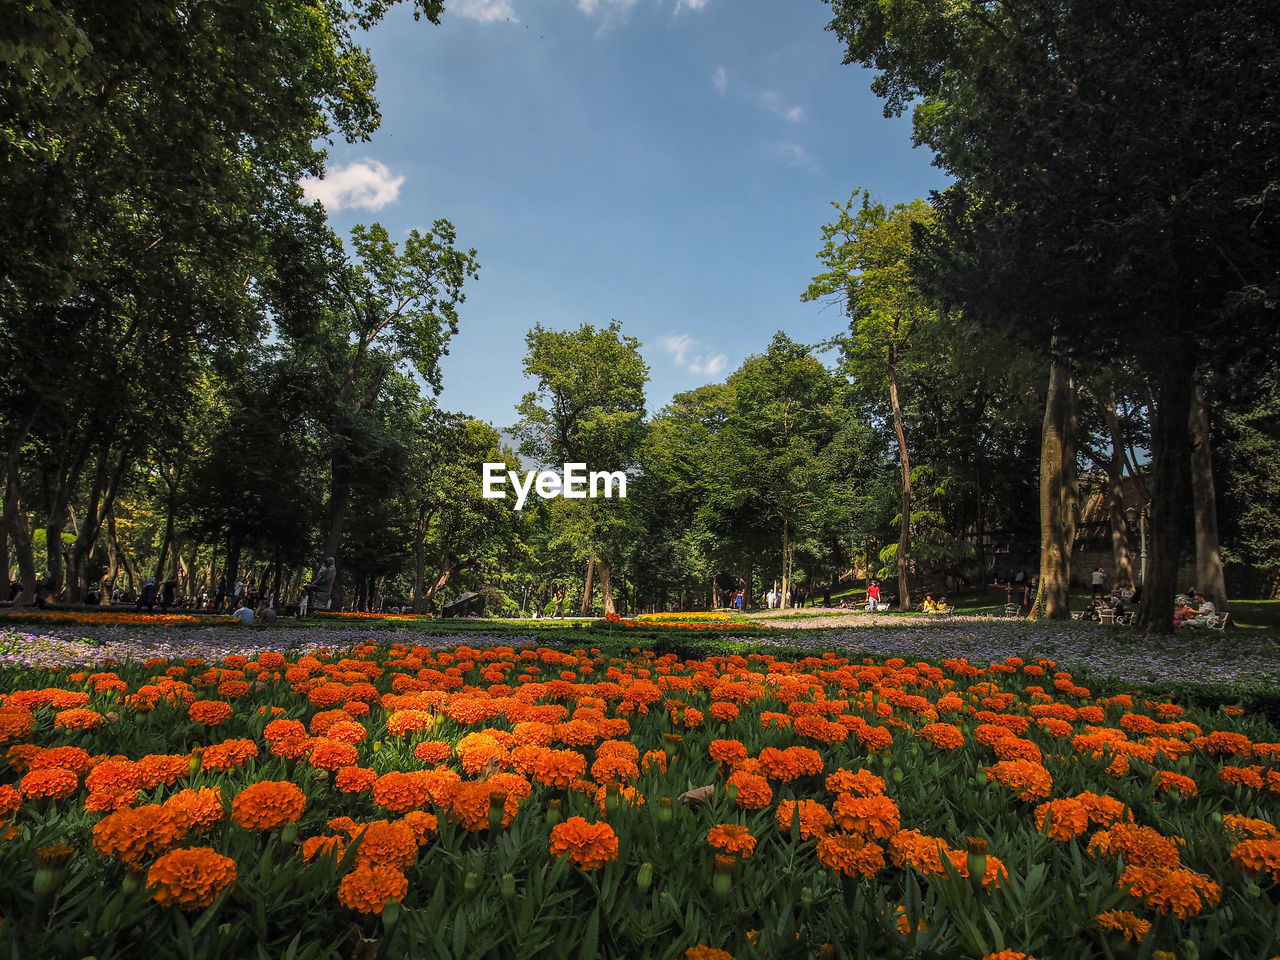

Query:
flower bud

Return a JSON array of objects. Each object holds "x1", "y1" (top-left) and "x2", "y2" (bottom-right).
[
  {"x1": 712, "y1": 855, "x2": 734, "y2": 898},
  {"x1": 488, "y1": 791, "x2": 508, "y2": 830},
  {"x1": 381, "y1": 899, "x2": 401, "y2": 930},
  {"x1": 800, "y1": 886, "x2": 813, "y2": 907},
  {"x1": 637, "y1": 862, "x2": 653, "y2": 892},
  {"x1": 189, "y1": 753, "x2": 202, "y2": 776},
  {"x1": 281, "y1": 822, "x2": 298, "y2": 845},
  {"x1": 604, "y1": 782, "x2": 620, "y2": 815},
  {"x1": 500, "y1": 873, "x2": 517, "y2": 900},
  {"x1": 657, "y1": 797, "x2": 673, "y2": 824},
  {"x1": 966, "y1": 837, "x2": 988, "y2": 892},
  {"x1": 546, "y1": 798, "x2": 562, "y2": 826},
  {"x1": 464, "y1": 871, "x2": 481, "y2": 894},
  {"x1": 122, "y1": 870, "x2": 145, "y2": 896}
]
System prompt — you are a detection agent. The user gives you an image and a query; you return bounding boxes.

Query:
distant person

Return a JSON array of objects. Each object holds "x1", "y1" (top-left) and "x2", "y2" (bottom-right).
[
  {"x1": 255, "y1": 601, "x2": 277, "y2": 624},
  {"x1": 233, "y1": 600, "x2": 254, "y2": 625},
  {"x1": 1091, "y1": 567, "x2": 1106, "y2": 599},
  {"x1": 922, "y1": 593, "x2": 942, "y2": 613},
  {"x1": 865, "y1": 580, "x2": 882, "y2": 611},
  {"x1": 136, "y1": 577, "x2": 158, "y2": 613},
  {"x1": 553, "y1": 587, "x2": 565, "y2": 619},
  {"x1": 160, "y1": 578, "x2": 178, "y2": 612}
]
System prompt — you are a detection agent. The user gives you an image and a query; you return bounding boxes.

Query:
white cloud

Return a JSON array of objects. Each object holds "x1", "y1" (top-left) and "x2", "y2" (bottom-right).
[
  {"x1": 675, "y1": 0, "x2": 711, "y2": 14},
  {"x1": 690, "y1": 353, "x2": 727, "y2": 376},
  {"x1": 762, "y1": 90, "x2": 803, "y2": 122},
  {"x1": 452, "y1": 0, "x2": 517, "y2": 22},
  {"x1": 577, "y1": 0, "x2": 639, "y2": 16},
  {"x1": 773, "y1": 141, "x2": 817, "y2": 171},
  {"x1": 712, "y1": 65, "x2": 727, "y2": 94},
  {"x1": 660, "y1": 334, "x2": 696, "y2": 365},
  {"x1": 300, "y1": 160, "x2": 405, "y2": 212},
  {"x1": 661, "y1": 334, "x2": 727, "y2": 379}
]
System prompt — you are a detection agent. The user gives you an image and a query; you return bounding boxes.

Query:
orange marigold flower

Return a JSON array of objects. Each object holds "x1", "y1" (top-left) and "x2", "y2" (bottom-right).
[
  {"x1": 92, "y1": 805, "x2": 185, "y2": 865},
  {"x1": 708, "y1": 702, "x2": 739, "y2": 722},
  {"x1": 217, "y1": 679, "x2": 250, "y2": 699},
  {"x1": 917, "y1": 723, "x2": 964, "y2": 750},
  {"x1": 29, "y1": 745, "x2": 93, "y2": 775},
  {"x1": 0, "y1": 783, "x2": 20, "y2": 817},
  {"x1": 231, "y1": 781, "x2": 306, "y2": 831},
  {"x1": 400, "y1": 811, "x2": 439, "y2": 844},
  {"x1": 774, "y1": 798, "x2": 833, "y2": 839},
  {"x1": 986, "y1": 760, "x2": 1052, "y2": 801},
  {"x1": 1073, "y1": 791, "x2": 1131, "y2": 826},
  {"x1": 686, "y1": 948, "x2": 734, "y2": 960},
  {"x1": 549, "y1": 817, "x2": 619, "y2": 871},
  {"x1": 980, "y1": 952, "x2": 1032, "y2": 960},
  {"x1": 1033, "y1": 799, "x2": 1090, "y2": 841},
  {"x1": 707, "y1": 823, "x2": 757, "y2": 857},
  {"x1": 0, "y1": 707, "x2": 35, "y2": 745},
  {"x1": 994, "y1": 738, "x2": 1043, "y2": 763},
  {"x1": 385, "y1": 710, "x2": 436, "y2": 737},
  {"x1": 887, "y1": 829, "x2": 952, "y2": 875},
  {"x1": 685, "y1": 948, "x2": 734, "y2": 960},
  {"x1": 947, "y1": 848, "x2": 1008, "y2": 887},
  {"x1": 335, "y1": 766, "x2": 379, "y2": 794},
  {"x1": 1088, "y1": 823, "x2": 1181, "y2": 866},
  {"x1": 199, "y1": 739, "x2": 258, "y2": 772},
  {"x1": 1118, "y1": 865, "x2": 1221, "y2": 918},
  {"x1": 709, "y1": 739, "x2": 748, "y2": 767},
  {"x1": 263, "y1": 718, "x2": 307, "y2": 743},
  {"x1": 54, "y1": 708, "x2": 105, "y2": 732},
  {"x1": 1153, "y1": 772, "x2": 1197, "y2": 797},
  {"x1": 134, "y1": 754, "x2": 190, "y2": 790},
  {"x1": 815, "y1": 832, "x2": 884, "y2": 878},
  {"x1": 641, "y1": 749, "x2": 667, "y2": 773},
  {"x1": 301, "y1": 835, "x2": 347, "y2": 863},
  {"x1": 307, "y1": 738, "x2": 359, "y2": 772},
  {"x1": 591, "y1": 754, "x2": 640, "y2": 784},
  {"x1": 373, "y1": 771, "x2": 432, "y2": 813},
  {"x1": 825, "y1": 768, "x2": 885, "y2": 797},
  {"x1": 352, "y1": 820, "x2": 418, "y2": 870},
  {"x1": 832, "y1": 794, "x2": 900, "y2": 839},
  {"x1": 1219, "y1": 765, "x2": 1265, "y2": 789},
  {"x1": 414, "y1": 740, "x2": 452, "y2": 764},
  {"x1": 725, "y1": 771, "x2": 772, "y2": 810},
  {"x1": 1230, "y1": 839, "x2": 1280, "y2": 883},
  {"x1": 20, "y1": 767, "x2": 79, "y2": 799},
  {"x1": 1095, "y1": 909, "x2": 1152, "y2": 942},
  {"x1": 188, "y1": 700, "x2": 233, "y2": 726},
  {"x1": 147, "y1": 847, "x2": 236, "y2": 910},
  {"x1": 1223, "y1": 814, "x2": 1279, "y2": 840},
  {"x1": 337, "y1": 863, "x2": 408, "y2": 914},
  {"x1": 163, "y1": 787, "x2": 225, "y2": 832}
]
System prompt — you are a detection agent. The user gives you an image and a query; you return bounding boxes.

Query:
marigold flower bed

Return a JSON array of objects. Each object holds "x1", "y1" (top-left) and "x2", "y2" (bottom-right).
[{"x1": 1, "y1": 643, "x2": 1277, "y2": 958}]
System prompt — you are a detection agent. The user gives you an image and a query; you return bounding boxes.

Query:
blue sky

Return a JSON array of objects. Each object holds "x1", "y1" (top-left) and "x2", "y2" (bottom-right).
[{"x1": 303, "y1": 0, "x2": 950, "y2": 428}]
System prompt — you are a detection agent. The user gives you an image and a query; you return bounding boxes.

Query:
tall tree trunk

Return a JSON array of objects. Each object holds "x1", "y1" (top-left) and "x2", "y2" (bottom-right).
[
  {"x1": 1136, "y1": 354, "x2": 1196, "y2": 633},
  {"x1": 887, "y1": 363, "x2": 912, "y2": 610},
  {"x1": 1189, "y1": 385, "x2": 1228, "y2": 612},
  {"x1": 322, "y1": 477, "x2": 349, "y2": 607},
  {"x1": 598, "y1": 559, "x2": 615, "y2": 615},
  {"x1": 581, "y1": 554, "x2": 596, "y2": 616},
  {"x1": 109, "y1": 511, "x2": 134, "y2": 591},
  {"x1": 1033, "y1": 358, "x2": 1078, "y2": 619},
  {"x1": 780, "y1": 520, "x2": 791, "y2": 610},
  {"x1": 4, "y1": 464, "x2": 36, "y2": 601},
  {"x1": 1102, "y1": 380, "x2": 1136, "y2": 588},
  {"x1": 152, "y1": 465, "x2": 179, "y2": 582}
]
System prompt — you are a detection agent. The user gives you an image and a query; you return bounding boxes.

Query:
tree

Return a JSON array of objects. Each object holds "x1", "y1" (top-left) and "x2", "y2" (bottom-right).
[
  {"x1": 805, "y1": 192, "x2": 938, "y2": 609},
  {"x1": 824, "y1": 0, "x2": 1280, "y2": 628},
  {"x1": 314, "y1": 221, "x2": 480, "y2": 594},
  {"x1": 512, "y1": 321, "x2": 649, "y2": 615}
]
